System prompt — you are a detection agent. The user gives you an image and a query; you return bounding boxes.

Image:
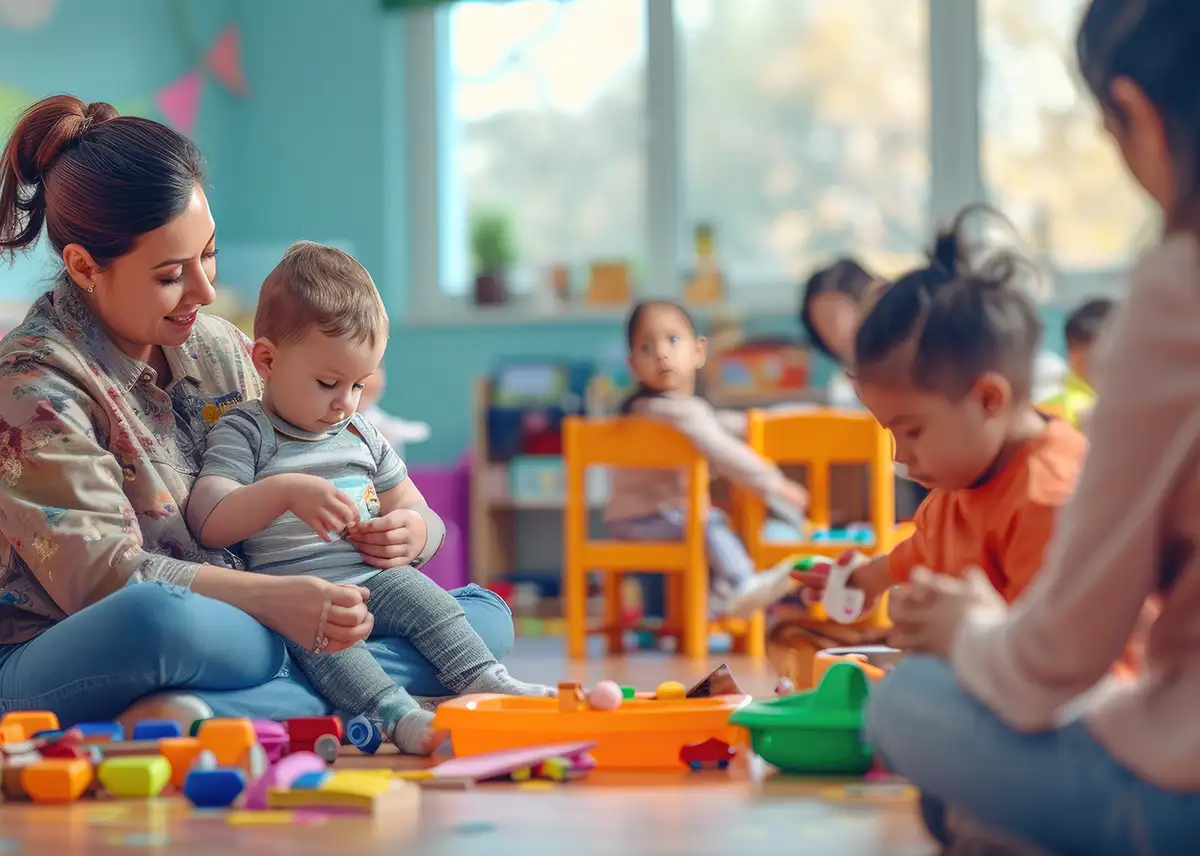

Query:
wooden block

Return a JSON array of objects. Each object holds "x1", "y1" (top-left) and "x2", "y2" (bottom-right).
[
  {"x1": 266, "y1": 778, "x2": 420, "y2": 812},
  {"x1": 0, "y1": 723, "x2": 26, "y2": 745},
  {"x1": 197, "y1": 718, "x2": 256, "y2": 767},
  {"x1": 2, "y1": 751, "x2": 41, "y2": 800},
  {"x1": 22, "y1": 758, "x2": 93, "y2": 804},
  {"x1": 0, "y1": 712, "x2": 59, "y2": 743},
  {"x1": 557, "y1": 681, "x2": 586, "y2": 713},
  {"x1": 90, "y1": 739, "x2": 164, "y2": 757},
  {"x1": 157, "y1": 737, "x2": 203, "y2": 790},
  {"x1": 98, "y1": 756, "x2": 172, "y2": 799}
]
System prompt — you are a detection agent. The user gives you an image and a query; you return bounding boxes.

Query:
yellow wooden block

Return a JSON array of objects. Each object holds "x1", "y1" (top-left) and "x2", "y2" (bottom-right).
[
  {"x1": 22, "y1": 758, "x2": 93, "y2": 804},
  {"x1": 319, "y1": 771, "x2": 395, "y2": 797},
  {"x1": 393, "y1": 770, "x2": 435, "y2": 781},
  {"x1": 266, "y1": 778, "x2": 420, "y2": 812},
  {"x1": 98, "y1": 756, "x2": 172, "y2": 798}
]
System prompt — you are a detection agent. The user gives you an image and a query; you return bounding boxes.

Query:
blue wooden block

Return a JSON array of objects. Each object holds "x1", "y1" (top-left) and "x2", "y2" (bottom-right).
[
  {"x1": 75, "y1": 722, "x2": 124, "y2": 742},
  {"x1": 345, "y1": 715, "x2": 382, "y2": 755},
  {"x1": 291, "y1": 771, "x2": 332, "y2": 790},
  {"x1": 132, "y1": 719, "x2": 184, "y2": 740},
  {"x1": 182, "y1": 769, "x2": 247, "y2": 808}
]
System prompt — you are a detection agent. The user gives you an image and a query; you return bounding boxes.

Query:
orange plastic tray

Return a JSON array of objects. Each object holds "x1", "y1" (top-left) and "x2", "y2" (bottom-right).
[{"x1": 433, "y1": 694, "x2": 752, "y2": 769}]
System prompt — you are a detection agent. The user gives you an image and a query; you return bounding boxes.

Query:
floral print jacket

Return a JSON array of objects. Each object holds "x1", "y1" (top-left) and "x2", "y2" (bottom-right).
[{"x1": 0, "y1": 284, "x2": 263, "y2": 644}]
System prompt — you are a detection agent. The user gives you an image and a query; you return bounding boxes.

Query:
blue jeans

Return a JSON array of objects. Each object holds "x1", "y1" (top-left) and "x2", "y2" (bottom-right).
[
  {"x1": 0, "y1": 581, "x2": 514, "y2": 725},
  {"x1": 865, "y1": 655, "x2": 1200, "y2": 856}
]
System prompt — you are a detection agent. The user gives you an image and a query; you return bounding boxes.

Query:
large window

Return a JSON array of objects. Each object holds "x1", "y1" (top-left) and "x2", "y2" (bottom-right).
[
  {"x1": 681, "y1": 0, "x2": 928, "y2": 284},
  {"x1": 441, "y1": 0, "x2": 646, "y2": 296},
  {"x1": 980, "y1": 0, "x2": 1157, "y2": 270},
  {"x1": 407, "y1": 0, "x2": 1146, "y2": 317}
]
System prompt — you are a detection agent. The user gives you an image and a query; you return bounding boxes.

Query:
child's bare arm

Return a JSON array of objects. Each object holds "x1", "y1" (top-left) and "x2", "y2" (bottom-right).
[
  {"x1": 635, "y1": 396, "x2": 789, "y2": 498},
  {"x1": 189, "y1": 475, "x2": 291, "y2": 548}
]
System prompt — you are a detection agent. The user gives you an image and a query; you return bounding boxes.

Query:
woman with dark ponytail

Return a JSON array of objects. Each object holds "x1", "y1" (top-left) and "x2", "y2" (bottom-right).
[
  {"x1": 859, "y1": 2, "x2": 1200, "y2": 851},
  {"x1": 0, "y1": 95, "x2": 512, "y2": 728}
]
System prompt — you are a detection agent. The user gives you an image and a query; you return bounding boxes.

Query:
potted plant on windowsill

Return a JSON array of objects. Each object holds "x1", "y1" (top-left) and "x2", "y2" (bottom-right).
[{"x1": 471, "y1": 208, "x2": 517, "y2": 306}]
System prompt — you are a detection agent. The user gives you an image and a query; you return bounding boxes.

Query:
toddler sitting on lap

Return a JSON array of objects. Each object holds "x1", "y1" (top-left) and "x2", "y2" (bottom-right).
[{"x1": 186, "y1": 241, "x2": 552, "y2": 756}]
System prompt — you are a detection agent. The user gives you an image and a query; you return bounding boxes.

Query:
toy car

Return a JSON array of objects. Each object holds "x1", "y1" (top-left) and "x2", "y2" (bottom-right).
[{"x1": 679, "y1": 738, "x2": 735, "y2": 772}]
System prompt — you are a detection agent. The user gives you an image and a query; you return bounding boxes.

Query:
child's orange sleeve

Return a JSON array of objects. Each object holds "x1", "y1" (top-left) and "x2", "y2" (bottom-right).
[
  {"x1": 999, "y1": 500, "x2": 1060, "y2": 601},
  {"x1": 887, "y1": 496, "x2": 938, "y2": 584}
]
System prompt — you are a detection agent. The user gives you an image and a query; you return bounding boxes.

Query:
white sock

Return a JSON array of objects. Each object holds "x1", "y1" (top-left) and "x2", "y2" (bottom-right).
[
  {"x1": 462, "y1": 663, "x2": 557, "y2": 697},
  {"x1": 390, "y1": 709, "x2": 449, "y2": 756}
]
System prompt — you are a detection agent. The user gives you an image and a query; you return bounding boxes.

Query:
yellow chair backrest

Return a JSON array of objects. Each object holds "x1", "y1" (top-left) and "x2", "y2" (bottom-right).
[
  {"x1": 562, "y1": 415, "x2": 710, "y2": 567},
  {"x1": 742, "y1": 408, "x2": 899, "y2": 558}
]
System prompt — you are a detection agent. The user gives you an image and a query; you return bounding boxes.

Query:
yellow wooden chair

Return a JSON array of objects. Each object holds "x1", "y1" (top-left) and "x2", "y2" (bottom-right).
[
  {"x1": 740, "y1": 408, "x2": 910, "y2": 566},
  {"x1": 562, "y1": 415, "x2": 762, "y2": 660}
]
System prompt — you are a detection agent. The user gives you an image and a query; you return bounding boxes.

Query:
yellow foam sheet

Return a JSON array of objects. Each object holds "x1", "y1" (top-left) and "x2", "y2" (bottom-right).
[{"x1": 267, "y1": 773, "x2": 418, "y2": 810}]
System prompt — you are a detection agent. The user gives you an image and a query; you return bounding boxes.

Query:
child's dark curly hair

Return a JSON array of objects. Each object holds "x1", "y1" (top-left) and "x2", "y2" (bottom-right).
[{"x1": 853, "y1": 206, "x2": 1044, "y2": 401}]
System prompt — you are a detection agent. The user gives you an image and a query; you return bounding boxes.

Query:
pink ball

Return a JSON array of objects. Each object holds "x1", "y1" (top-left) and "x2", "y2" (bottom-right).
[{"x1": 588, "y1": 680, "x2": 623, "y2": 711}]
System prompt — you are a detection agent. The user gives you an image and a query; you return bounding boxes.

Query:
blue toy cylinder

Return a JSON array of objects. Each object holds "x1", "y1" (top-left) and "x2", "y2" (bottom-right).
[{"x1": 345, "y1": 714, "x2": 382, "y2": 755}]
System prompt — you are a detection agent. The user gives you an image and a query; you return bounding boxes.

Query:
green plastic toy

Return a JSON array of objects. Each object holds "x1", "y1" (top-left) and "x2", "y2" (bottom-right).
[{"x1": 729, "y1": 662, "x2": 873, "y2": 775}]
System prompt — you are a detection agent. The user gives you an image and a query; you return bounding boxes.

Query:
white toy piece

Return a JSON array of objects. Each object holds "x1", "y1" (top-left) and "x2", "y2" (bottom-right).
[{"x1": 821, "y1": 552, "x2": 867, "y2": 624}]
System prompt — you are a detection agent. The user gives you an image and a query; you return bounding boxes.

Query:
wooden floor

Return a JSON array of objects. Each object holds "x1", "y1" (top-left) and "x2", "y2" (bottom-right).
[{"x1": 0, "y1": 639, "x2": 935, "y2": 855}]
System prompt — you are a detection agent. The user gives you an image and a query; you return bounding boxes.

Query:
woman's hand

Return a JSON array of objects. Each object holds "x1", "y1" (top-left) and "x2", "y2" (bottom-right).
[
  {"x1": 256, "y1": 576, "x2": 374, "y2": 653},
  {"x1": 886, "y1": 566, "x2": 1005, "y2": 658},
  {"x1": 346, "y1": 507, "x2": 429, "y2": 569}
]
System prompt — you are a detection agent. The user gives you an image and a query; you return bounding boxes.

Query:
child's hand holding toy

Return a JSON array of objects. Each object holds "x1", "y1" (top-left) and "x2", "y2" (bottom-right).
[
  {"x1": 345, "y1": 508, "x2": 429, "y2": 569},
  {"x1": 281, "y1": 474, "x2": 361, "y2": 542},
  {"x1": 791, "y1": 550, "x2": 891, "y2": 621}
]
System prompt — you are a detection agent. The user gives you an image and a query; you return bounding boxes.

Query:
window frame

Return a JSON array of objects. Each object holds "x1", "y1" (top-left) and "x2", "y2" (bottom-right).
[{"x1": 403, "y1": 0, "x2": 1129, "y2": 325}]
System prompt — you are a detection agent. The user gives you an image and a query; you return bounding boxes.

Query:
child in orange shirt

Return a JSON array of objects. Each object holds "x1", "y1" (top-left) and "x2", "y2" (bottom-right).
[{"x1": 796, "y1": 208, "x2": 1087, "y2": 608}]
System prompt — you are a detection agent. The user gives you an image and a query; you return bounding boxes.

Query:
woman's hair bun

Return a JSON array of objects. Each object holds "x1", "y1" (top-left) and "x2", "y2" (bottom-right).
[{"x1": 10, "y1": 95, "x2": 117, "y2": 185}]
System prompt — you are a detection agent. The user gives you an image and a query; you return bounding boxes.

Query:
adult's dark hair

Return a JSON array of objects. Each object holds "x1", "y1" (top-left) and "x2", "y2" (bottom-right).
[
  {"x1": 854, "y1": 205, "x2": 1044, "y2": 401},
  {"x1": 618, "y1": 299, "x2": 700, "y2": 414},
  {"x1": 1077, "y1": 0, "x2": 1200, "y2": 227},
  {"x1": 0, "y1": 94, "x2": 205, "y2": 270},
  {"x1": 797, "y1": 257, "x2": 875, "y2": 361},
  {"x1": 1064, "y1": 297, "x2": 1117, "y2": 348}
]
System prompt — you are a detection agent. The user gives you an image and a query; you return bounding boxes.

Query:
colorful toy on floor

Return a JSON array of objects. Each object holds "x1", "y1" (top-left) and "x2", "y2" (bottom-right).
[
  {"x1": 433, "y1": 689, "x2": 750, "y2": 770},
  {"x1": 266, "y1": 770, "x2": 420, "y2": 813},
  {"x1": 345, "y1": 715, "x2": 383, "y2": 755},
  {"x1": 679, "y1": 738, "x2": 736, "y2": 772},
  {"x1": 132, "y1": 720, "x2": 183, "y2": 741},
  {"x1": 283, "y1": 717, "x2": 344, "y2": 758},
  {"x1": 98, "y1": 756, "x2": 172, "y2": 798},
  {"x1": 655, "y1": 681, "x2": 687, "y2": 701},
  {"x1": 729, "y1": 662, "x2": 872, "y2": 775},
  {"x1": 587, "y1": 680, "x2": 624, "y2": 711},
  {"x1": 428, "y1": 741, "x2": 598, "y2": 786},
  {"x1": 813, "y1": 645, "x2": 901, "y2": 684},
  {"x1": 183, "y1": 768, "x2": 247, "y2": 808},
  {"x1": 685, "y1": 664, "x2": 743, "y2": 698}
]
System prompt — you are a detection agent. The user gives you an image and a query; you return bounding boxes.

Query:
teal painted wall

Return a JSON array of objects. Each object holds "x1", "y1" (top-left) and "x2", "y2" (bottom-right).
[
  {"x1": 1, "y1": 0, "x2": 1075, "y2": 468},
  {"x1": 0, "y1": 0, "x2": 236, "y2": 300}
]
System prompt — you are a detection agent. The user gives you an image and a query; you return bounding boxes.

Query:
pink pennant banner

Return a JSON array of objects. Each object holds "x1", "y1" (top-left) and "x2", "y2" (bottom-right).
[
  {"x1": 155, "y1": 70, "x2": 204, "y2": 137},
  {"x1": 206, "y1": 24, "x2": 248, "y2": 95}
]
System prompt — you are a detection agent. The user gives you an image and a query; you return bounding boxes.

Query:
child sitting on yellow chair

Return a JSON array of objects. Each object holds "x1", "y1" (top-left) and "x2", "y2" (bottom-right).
[
  {"x1": 604, "y1": 300, "x2": 810, "y2": 619},
  {"x1": 795, "y1": 208, "x2": 1087, "y2": 612}
]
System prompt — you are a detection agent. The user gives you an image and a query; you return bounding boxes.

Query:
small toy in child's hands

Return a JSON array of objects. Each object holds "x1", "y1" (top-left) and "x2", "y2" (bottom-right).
[{"x1": 822, "y1": 551, "x2": 868, "y2": 624}]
